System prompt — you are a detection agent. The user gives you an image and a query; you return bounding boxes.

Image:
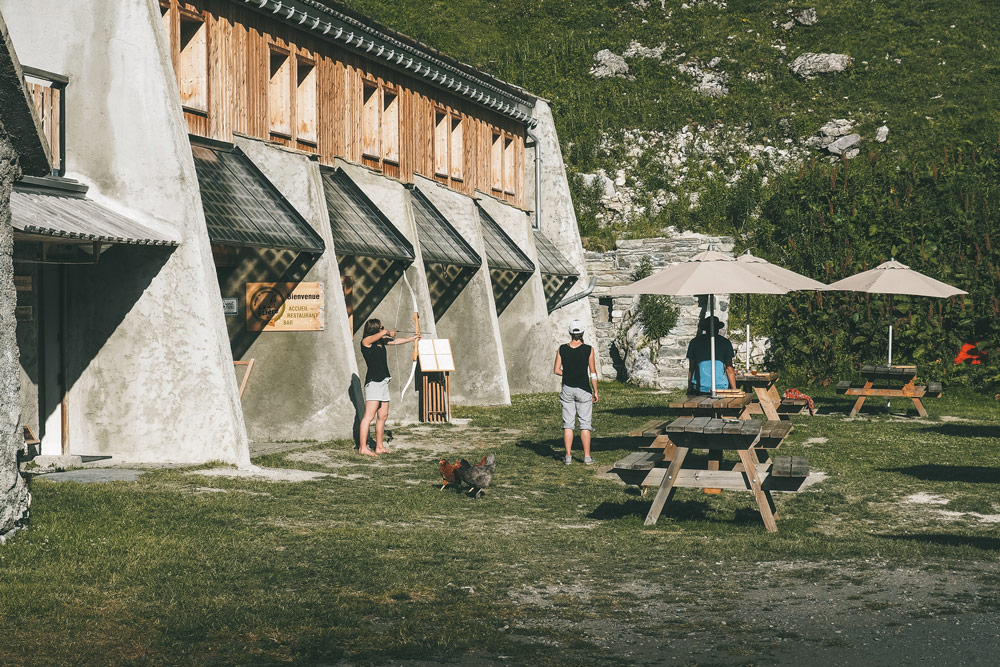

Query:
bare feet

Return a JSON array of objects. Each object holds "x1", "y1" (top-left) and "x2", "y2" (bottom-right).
[
  {"x1": 375, "y1": 447, "x2": 390, "y2": 454},
  {"x1": 358, "y1": 447, "x2": 378, "y2": 457}
]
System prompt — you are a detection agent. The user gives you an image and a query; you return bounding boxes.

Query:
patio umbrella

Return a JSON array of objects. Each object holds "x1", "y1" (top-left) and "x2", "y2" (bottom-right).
[
  {"x1": 736, "y1": 251, "x2": 827, "y2": 370},
  {"x1": 613, "y1": 250, "x2": 787, "y2": 395},
  {"x1": 824, "y1": 259, "x2": 967, "y2": 366}
]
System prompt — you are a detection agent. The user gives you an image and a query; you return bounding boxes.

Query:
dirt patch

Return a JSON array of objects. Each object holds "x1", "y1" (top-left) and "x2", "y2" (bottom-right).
[{"x1": 188, "y1": 466, "x2": 330, "y2": 482}]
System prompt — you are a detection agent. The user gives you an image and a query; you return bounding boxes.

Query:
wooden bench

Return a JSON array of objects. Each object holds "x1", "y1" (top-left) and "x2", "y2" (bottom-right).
[
  {"x1": 836, "y1": 365, "x2": 941, "y2": 417},
  {"x1": 777, "y1": 398, "x2": 809, "y2": 416},
  {"x1": 628, "y1": 419, "x2": 669, "y2": 438}
]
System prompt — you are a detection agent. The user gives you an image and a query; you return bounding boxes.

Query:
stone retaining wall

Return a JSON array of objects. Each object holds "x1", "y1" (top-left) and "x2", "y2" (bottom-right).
[{"x1": 584, "y1": 231, "x2": 734, "y2": 388}]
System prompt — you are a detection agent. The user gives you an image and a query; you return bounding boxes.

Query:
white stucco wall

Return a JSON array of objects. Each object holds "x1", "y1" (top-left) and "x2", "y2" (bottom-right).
[{"x1": 1, "y1": 0, "x2": 249, "y2": 464}]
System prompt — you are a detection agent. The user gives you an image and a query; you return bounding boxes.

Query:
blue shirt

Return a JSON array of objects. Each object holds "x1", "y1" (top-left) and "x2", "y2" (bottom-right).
[{"x1": 686, "y1": 334, "x2": 735, "y2": 393}]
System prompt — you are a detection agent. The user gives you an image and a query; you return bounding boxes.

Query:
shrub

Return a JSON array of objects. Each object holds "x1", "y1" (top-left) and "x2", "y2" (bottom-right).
[{"x1": 632, "y1": 257, "x2": 679, "y2": 340}]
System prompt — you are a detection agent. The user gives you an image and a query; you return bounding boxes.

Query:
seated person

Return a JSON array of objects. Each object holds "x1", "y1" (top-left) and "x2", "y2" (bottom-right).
[{"x1": 686, "y1": 316, "x2": 737, "y2": 393}]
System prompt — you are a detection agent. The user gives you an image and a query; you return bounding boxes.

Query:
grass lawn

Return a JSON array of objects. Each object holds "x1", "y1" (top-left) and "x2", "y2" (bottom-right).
[{"x1": 2, "y1": 382, "x2": 999, "y2": 665}]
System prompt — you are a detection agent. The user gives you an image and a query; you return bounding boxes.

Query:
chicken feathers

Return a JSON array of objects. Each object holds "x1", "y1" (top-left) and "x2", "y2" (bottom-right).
[
  {"x1": 438, "y1": 454, "x2": 487, "y2": 491},
  {"x1": 454, "y1": 453, "x2": 495, "y2": 498}
]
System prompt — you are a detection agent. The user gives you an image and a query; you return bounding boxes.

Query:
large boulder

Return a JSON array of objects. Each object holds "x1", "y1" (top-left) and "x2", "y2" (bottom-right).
[
  {"x1": 790, "y1": 53, "x2": 854, "y2": 78},
  {"x1": 590, "y1": 49, "x2": 632, "y2": 79}
]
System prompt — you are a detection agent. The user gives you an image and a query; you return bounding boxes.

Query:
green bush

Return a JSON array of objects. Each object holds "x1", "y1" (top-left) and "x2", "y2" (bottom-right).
[
  {"x1": 632, "y1": 257, "x2": 679, "y2": 340},
  {"x1": 754, "y1": 141, "x2": 1000, "y2": 390}
]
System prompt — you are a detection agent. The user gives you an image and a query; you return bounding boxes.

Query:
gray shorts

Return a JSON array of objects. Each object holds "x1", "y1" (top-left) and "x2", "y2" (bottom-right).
[
  {"x1": 364, "y1": 378, "x2": 391, "y2": 403},
  {"x1": 560, "y1": 385, "x2": 593, "y2": 431}
]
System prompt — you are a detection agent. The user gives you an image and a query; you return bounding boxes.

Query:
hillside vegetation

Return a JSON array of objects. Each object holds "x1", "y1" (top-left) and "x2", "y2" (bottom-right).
[{"x1": 344, "y1": 0, "x2": 1000, "y2": 387}]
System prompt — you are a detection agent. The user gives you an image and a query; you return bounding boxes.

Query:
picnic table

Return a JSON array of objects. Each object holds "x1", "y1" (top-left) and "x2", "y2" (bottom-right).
[
  {"x1": 640, "y1": 417, "x2": 792, "y2": 532},
  {"x1": 836, "y1": 365, "x2": 942, "y2": 417},
  {"x1": 735, "y1": 371, "x2": 810, "y2": 420}
]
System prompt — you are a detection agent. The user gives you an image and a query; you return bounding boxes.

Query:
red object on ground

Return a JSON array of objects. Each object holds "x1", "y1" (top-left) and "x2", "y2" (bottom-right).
[
  {"x1": 955, "y1": 342, "x2": 986, "y2": 365},
  {"x1": 783, "y1": 388, "x2": 815, "y2": 415}
]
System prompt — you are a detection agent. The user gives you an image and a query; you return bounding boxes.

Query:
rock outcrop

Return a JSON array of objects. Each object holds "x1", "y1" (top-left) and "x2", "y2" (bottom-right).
[
  {"x1": 790, "y1": 53, "x2": 854, "y2": 78},
  {"x1": 590, "y1": 49, "x2": 632, "y2": 79}
]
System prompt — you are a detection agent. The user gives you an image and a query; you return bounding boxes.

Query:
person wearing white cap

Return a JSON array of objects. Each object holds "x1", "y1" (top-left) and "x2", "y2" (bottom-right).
[{"x1": 554, "y1": 319, "x2": 598, "y2": 465}]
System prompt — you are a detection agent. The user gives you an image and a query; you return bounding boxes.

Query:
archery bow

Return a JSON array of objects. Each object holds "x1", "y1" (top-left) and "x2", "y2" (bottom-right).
[{"x1": 398, "y1": 270, "x2": 420, "y2": 400}]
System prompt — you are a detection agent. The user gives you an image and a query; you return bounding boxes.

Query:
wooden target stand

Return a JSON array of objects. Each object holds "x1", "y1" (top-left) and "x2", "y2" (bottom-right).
[{"x1": 417, "y1": 339, "x2": 454, "y2": 422}]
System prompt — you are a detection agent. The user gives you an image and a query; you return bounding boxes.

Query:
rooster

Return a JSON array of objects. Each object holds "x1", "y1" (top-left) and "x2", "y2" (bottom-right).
[
  {"x1": 438, "y1": 454, "x2": 487, "y2": 491},
  {"x1": 454, "y1": 453, "x2": 495, "y2": 498}
]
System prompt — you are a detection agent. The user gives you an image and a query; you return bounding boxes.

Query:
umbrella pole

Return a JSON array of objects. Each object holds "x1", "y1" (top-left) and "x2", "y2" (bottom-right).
[
  {"x1": 746, "y1": 295, "x2": 751, "y2": 371},
  {"x1": 887, "y1": 293, "x2": 894, "y2": 410},
  {"x1": 887, "y1": 294, "x2": 894, "y2": 367},
  {"x1": 710, "y1": 294, "x2": 717, "y2": 397}
]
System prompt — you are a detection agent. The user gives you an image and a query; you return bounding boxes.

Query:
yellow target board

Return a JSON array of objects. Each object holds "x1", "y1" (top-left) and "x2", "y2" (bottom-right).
[{"x1": 246, "y1": 282, "x2": 324, "y2": 331}]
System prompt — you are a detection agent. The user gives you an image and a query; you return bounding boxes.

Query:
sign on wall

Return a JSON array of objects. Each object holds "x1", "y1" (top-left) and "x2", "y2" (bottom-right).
[
  {"x1": 222, "y1": 298, "x2": 239, "y2": 316},
  {"x1": 15, "y1": 306, "x2": 33, "y2": 322},
  {"x1": 246, "y1": 282, "x2": 324, "y2": 331},
  {"x1": 14, "y1": 276, "x2": 32, "y2": 292}
]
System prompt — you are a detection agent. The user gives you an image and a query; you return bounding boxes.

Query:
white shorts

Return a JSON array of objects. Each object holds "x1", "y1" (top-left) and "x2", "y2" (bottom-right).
[
  {"x1": 560, "y1": 386, "x2": 593, "y2": 431},
  {"x1": 364, "y1": 378, "x2": 391, "y2": 403}
]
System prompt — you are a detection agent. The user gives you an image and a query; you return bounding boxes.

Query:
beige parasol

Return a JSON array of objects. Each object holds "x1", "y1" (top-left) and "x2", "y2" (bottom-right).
[
  {"x1": 824, "y1": 259, "x2": 967, "y2": 365},
  {"x1": 613, "y1": 250, "x2": 787, "y2": 394},
  {"x1": 736, "y1": 251, "x2": 827, "y2": 370}
]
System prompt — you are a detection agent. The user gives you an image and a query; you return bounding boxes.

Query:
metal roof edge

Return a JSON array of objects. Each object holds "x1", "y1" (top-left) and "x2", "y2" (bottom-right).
[{"x1": 233, "y1": 0, "x2": 538, "y2": 128}]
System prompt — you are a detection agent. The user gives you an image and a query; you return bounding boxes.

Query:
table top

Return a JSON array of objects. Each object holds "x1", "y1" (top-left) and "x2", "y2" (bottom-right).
[
  {"x1": 665, "y1": 416, "x2": 760, "y2": 449},
  {"x1": 736, "y1": 371, "x2": 778, "y2": 384},
  {"x1": 860, "y1": 364, "x2": 917, "y2": 380},
  {"x1": 668, "y1": 393, "x2": 753, "y2": 411}
]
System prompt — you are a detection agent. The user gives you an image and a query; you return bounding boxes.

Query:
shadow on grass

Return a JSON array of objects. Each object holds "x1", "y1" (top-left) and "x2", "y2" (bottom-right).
[
  {"x1": 514, "y1": 437, "x2": 641, "y2": 460},
  {"x1": 879, "y1": 465, "x2": 1000, "y2": 484},
  {"x1": 874, "y1": 533, "x2": 1000, "y2": 551},
  {"x1": 587, "y1": 498, "x2": 767, "y2": 527},
  {"x1": 602, "y1": 406, "x2": 672, "y2": 418},
  {"x1": 921, "y1": 424, "x2": 1000, "y2": 439}
]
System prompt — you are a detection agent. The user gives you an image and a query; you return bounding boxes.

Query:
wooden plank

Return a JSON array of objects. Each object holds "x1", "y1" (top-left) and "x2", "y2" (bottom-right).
[
  {"x1": 836, "y1": 381, "x2": 852, "y2": 394},
  {"x1": 638, "y1": 466, "x2": 813, "y2": 491},
  {"x1": 686, "y1": 417, "x2": 713, "y2": 433},
  {"x1": 666, "y1": 417, "x2": 695, "y2": 433},
  {"x1": 738, "y1": 448, "x2": 778, "y2": 532},
  {"x1": 644, "y1": 446, "x2": 689, "y2": 526},
  {"x1": 629, "y1": 419, "x2": 666, "y2": 437},
  {"x1": 640, "y1": 435, "x2": 673, "y2": 450},
  {"x1": 926, "y1": 382, "x2": 943, "y2": 396},
  {"x1": 612, "y1": 452, "x2": 663, "y2": 471},
  {"x1": 842, "y1": 386, "x2": 929, "y2": 397},
  {"x1": 703, "y1": 419, "x2": 724, "y2": 435},
  {"x1": 759, "y1": 421, "x2": 792, "y2": 440}
]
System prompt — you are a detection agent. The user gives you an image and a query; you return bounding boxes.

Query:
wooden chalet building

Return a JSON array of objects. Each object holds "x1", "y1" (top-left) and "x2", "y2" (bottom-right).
[{"x1": 1, "y1": 0, "x2": 592, "y2": 465}]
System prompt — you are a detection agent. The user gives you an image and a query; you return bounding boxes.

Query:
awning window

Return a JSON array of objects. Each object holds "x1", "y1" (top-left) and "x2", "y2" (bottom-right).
[
  {"x1": 533, "y1": 231, "x2": 579, "y2": 312},
  {"x1": 321, "y1": 168, "x2": 414, "y2": 261},
  {"x1": 478, "y1": 204, "x2": 534, "y2": 315},
  {"x1": 409, "y1": 187, "x2": 481, "y2": 268},
  {"x1": 321, "y1": 168, "x2": 414, "y2": 333},
  {"x1": 409, "y1": 187, "x2": 481, "y2": 319},
  {"x1": 11, "y1": 177, "x2": 179, "y2": 246},
  {"x1": 478, "y1": 205, "x2": 534, "y2": 273},
  {"x1": 191, "y1": 140, "x2": 325, "y2": 254}
]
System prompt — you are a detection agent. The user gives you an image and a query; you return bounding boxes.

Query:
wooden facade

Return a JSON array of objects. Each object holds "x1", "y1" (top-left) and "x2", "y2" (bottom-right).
[
  {"x1": 24, "y1": 73, "x2": 63, "y2": 175},
  {"x1": 159, "y1": 0, "x2": 527, "y2": 208}
]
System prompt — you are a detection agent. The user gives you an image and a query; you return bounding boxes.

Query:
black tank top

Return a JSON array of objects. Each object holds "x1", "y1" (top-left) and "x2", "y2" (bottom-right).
[
  {"x1": 361, "y1": 341, "x2": 390, "y2": 383},
  {"x1": 560, "y1": 343, "x2": 592, "y2": 393}
]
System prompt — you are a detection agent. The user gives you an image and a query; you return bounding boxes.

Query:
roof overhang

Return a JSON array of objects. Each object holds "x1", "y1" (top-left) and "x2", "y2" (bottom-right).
[
  {"x1": 12, "y1": 176, "x2": 180, "y2": 247},
  {"x1": 233, "y1": 0, "x2": 538, "y2": 128}
]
